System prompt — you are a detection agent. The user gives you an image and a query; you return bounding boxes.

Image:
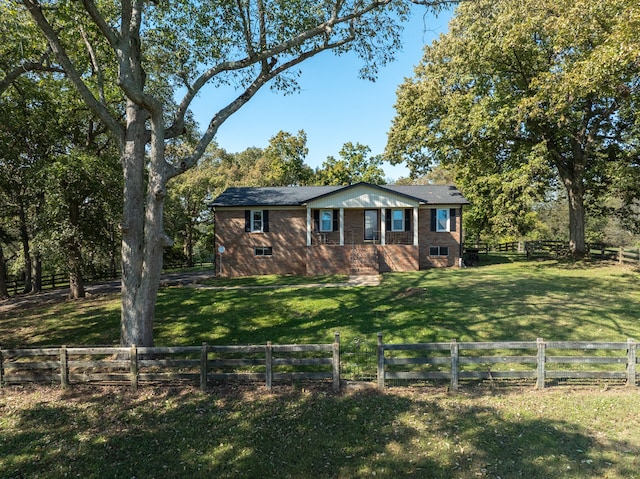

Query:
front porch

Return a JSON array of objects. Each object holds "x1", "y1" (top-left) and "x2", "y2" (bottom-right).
[{"x1": 307, "y1": 207, "x2": 419, "y2": 247}]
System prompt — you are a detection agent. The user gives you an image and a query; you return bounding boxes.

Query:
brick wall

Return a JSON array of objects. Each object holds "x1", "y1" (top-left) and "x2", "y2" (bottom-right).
[
  {"x1": 215, "y1": 209, "x2": 307, "y2": 277},
  {"x1": 377, "y1": 245, "x2": 419, "y2": 272},
  {"x1": 418, "y1": 208, "x2": 463, "y2": 268},
  {"x1": 215, "y1": 206, "x2": 463, "y2": 277}
]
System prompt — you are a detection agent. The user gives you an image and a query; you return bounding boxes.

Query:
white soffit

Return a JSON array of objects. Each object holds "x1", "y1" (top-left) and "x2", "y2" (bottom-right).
[{"x1": 307, "y1": 184, "x2": 418, "y2": 209}]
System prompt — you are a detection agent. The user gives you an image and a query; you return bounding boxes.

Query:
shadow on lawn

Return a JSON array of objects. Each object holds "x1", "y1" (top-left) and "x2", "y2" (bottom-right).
[
  {"x1": 2, "y1": 386, "x2": 637, "y2": 479},
  {"x1": 153, "y1": 263, "x2": 640, "y2": 348}
]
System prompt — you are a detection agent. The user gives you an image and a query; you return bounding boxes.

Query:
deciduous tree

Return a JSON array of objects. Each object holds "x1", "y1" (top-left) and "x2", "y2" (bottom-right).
[
  {"x1": 9, "y1": 0, "x2": 448, "y2": 346},
  {"x1": 387, "y1": 0, "x2": 640, "y2": 254}
]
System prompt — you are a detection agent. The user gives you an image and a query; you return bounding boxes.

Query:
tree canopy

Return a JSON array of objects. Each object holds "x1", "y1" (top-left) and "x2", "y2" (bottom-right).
[
  {"x1": 387, "y1": 0, "x2": 640, "y2": 251},
  {"x1": 4, "y1": 0, "x2": 448, "y2": 345}
]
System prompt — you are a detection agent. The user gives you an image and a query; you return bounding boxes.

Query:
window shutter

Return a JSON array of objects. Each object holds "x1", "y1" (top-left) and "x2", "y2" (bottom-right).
[
  {"x1": 313, "y1": 210, "x2": 320, "y2": 231},
  {"x1": 385, "y1": 209, "x2": 391, "y2": 231},
  {"x1": 430, "y1": 209, "x2": 436, "y2": 232},
  {"x1": 244, "y1": 210, "x2": 251, "y2": 232},
  {"x1": 263, "y1": 210, "x2": 269, "y2": 232},
  {"x1": 405, "y1": 209, "x2": 412, "y2": 232},
  {"x1": 332, "y1": 210, "x2": 339, "y2": 232},
  {"x1": 450, "y1": 208, "x2": 456, "y2": 232}
]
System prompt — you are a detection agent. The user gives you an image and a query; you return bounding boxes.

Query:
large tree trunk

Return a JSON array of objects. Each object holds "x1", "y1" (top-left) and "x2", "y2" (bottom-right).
[
  {"x1": 120, "y1": 102, "x2": 169, "y2": 347},
  {"x1": 565, "y1": 178, "x2": 586, "y2": 256}
]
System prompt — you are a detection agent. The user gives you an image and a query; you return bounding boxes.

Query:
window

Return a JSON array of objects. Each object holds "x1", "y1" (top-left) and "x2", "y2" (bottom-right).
[
  {"x1": 251, "y1": 210, "x2": 263, "y2": 232},
  {"x1": 391, "y1": 209, "x2": 404, "y2": 231},
  {"x1": 320, "y1": 210, "x2": 333, "y2": 232},
  {"x1": 254, "y1": 246, "x2": 273, "y2": 256},
  {"x1": 429, "y1": 246, "x2": 449, "y2": 256},
  {"x1": 436, "y1": 209, "x2": 449, "y2": 232}
]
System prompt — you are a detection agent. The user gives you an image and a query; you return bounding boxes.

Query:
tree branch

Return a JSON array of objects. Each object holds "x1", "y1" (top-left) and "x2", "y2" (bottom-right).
[
  {"x1": 20, "y1": 0, "x2": 124, "y2": 143},
  {"x1": 0, "y1": 60, "x2": 64, "y2": 94},
  {"x1": 167, "y1": 0, "x2": 395, "y2": 139}
]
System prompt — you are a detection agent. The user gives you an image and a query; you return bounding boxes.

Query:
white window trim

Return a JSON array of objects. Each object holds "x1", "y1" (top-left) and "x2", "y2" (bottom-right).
[
  {"x1": 436, "y1": 208, "x2": 450, "y2": 232},
  {"x1": 391, "y1": 209, "x2": 404, "y2": 232},
  {"x1": 319, "y1": 209, "x2": 333, "y2": 232},
  {"x1": 251, "y1": 210, "x2": 263, "y2": 232}
]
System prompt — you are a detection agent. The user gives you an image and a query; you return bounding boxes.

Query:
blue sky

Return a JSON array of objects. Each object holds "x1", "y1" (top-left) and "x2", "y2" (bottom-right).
[{"x1": 190, "y1": 6, "x2": 453, "y2": 182}]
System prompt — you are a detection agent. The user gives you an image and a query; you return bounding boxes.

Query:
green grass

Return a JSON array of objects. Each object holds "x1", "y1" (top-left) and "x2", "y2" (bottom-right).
[
  {"x1": 1, "y1": 385, "x2": 638, "y2": 478},
  {"x1": 2, "y1": 256, "x2": 640, "y2": 478},
  {"x1": 3, "y1": 256, "x2": 639, "y2": 348}
]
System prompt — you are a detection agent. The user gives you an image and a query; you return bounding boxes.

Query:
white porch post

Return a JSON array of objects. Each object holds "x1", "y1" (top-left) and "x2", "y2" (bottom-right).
[
  {"x1": 306, "y1": 207, "x2": 312, "y2": 246},
  {"x1": 413, "y1": 207, "x2": 419, "y2": 246},
  {"x1": 381, "y1": 208, "x2": 386, "y2": 246},
  {"x1": 340, "y1": 208, "x2": 345, "y2": 246}
]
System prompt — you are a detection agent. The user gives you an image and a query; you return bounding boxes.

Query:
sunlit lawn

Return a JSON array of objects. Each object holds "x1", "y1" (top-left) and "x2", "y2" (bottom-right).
[
  {"x1": 2, "y1": 256, "x2": 639, "y2": 348},
  {"x1": 2, "y1": 256, "x2": 640, "y2": 479}
]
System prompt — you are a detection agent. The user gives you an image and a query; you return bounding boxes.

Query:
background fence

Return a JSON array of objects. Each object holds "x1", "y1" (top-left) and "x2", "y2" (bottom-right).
[{"x1": 2, "y1": 335, "x2": 638, "y2": 391}]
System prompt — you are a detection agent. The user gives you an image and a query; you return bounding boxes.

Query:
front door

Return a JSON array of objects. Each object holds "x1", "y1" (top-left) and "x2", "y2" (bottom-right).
[{"x1": 364, "y1": 210, "x2": 378, "y2": 241}]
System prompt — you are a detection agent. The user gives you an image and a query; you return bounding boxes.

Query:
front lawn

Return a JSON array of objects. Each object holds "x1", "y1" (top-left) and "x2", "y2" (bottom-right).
[
  {"x1": 2, "y1": 257, "x2": 639, "y2": 348},
  {"x1": 2, "y1": 256, "x2": 640, "y2": 479}
]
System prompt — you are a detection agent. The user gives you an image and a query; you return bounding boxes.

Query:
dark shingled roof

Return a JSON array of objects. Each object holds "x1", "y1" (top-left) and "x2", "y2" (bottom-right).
[{"x1": 210, "y1": 182, "x2": 468, "y2": 207}]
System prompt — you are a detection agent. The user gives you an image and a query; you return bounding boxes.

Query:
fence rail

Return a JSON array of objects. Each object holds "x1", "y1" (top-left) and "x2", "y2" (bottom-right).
[
  {"x1": 377, "y1": 334, "x2": 638, "y2": 391},
  {"x1": 0, "y1": 332, "x2": 341, "y2": 392},
  {"x1": 3, "y1": 334, "x2": 639, "y2": 392}
]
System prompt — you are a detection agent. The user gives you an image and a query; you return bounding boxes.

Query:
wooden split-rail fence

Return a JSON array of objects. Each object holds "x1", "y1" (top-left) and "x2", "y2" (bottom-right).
[
  {"x1": 0, "y1": 332, "x2": 341, "y2": 392},
  {"x1": 2, "y1": 334, "x2": 638, "y2": 391},
  {"x1": 377, "y1": 334, "x2": 638, "y2": 390}
]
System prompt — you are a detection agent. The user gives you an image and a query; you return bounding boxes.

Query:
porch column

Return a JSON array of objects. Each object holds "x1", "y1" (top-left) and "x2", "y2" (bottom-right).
[
  {"x1": 380, "y1": 208, "x2": 386, "y2": 246},
  {"x1": 339, "y1": 208, "x2": 345, "y2": 246},
  {"x1": 413, "y1": 207, "x2": 419, "y2": 246},
  {"x1": 306, "y1": 207, "x2": 312, "y2": 246}
]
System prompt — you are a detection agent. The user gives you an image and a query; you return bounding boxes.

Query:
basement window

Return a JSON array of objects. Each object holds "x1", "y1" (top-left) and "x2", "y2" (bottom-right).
[
  {"x1": 254, "y1": 246, "x2": 273, "y2": 256},
  {"x1": 429, "y1": 246, "x2": 449, "y2": 257}
]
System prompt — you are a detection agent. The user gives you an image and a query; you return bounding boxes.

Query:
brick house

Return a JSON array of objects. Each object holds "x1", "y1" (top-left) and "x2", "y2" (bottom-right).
[{"x1": 211, "y1": 182, "x2": 469, "y2": 277}]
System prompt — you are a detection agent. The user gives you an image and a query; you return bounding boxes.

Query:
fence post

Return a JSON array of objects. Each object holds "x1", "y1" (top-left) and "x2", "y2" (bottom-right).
[
  {"x1": 536, "y1": 338, "x2": 546, "y2": 389},
  {"x1": 200, "y1": 342, "x2": 208, "y2": 392},
  {"x1": 60, "y1": 346, "x2": 69, "y2": 389},
  {"x1": 265, "y1": 341, "x2": 273, "y2": 391},
  {"x1": 0, "y1": 346, "x2": 3, "y2": 388},
  {"x1": 332, "y1": 332, "x2": 340, "y2": 392},
  {"x1": 450, "y1": 340, "x2": 459, "y2": 392},
  {"x1": 130, "y1": 344, "x2": 138, "y2": 391},
  {"x1": 627, "y1": 338, "x2": 636, "y2": 387},
  {"x1": 619, "y1": 247, "x2": 624, "y2": 265},
  {"x1": 377, "y1": 333, "x2": 385, "y2": 389}
]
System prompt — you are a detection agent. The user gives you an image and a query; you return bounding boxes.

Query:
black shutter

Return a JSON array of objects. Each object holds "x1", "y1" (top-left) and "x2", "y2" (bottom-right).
[
  {"x1": 450, "y1": 208, "x2": 456, "y2": 232},
  {"x1": 313, "y1": 210, "x2": 320, "y2": 231},
  {"x1": 244, "y1": 210, "x2": 251, "y2": 232},
  {"x1": 332, "y1": 210, "x2": 339, "y2": 232},
  {"x1": 263, "y1": 210, "x2": 269, "y2": 232},
  {"x1": 430, "y1": 209, "x2": 436, "y2": 232},
  {"x1": 385, "y1": 209, "x2": 391, "y2": 231},
  {"x1": 405, "y1": 208, "x2": 412, "y2": 232}
]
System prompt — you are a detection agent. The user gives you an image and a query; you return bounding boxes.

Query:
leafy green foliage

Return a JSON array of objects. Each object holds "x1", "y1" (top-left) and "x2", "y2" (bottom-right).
[
  {"x1": 387, "y1": 0, "x2": 640, "y2": 249},
  {"x1": 316, "y1": 142, "x2": 386, "y2": 185}
]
